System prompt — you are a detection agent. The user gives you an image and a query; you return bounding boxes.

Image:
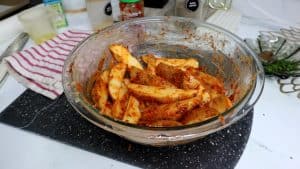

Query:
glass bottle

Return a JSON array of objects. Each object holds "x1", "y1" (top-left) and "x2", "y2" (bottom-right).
[
  {"x1": 208, "y1": 0, "x2": 232, "y2": 10},
  {"x1": 119, "y1": 0, "x2": 144, "y2": 21}
]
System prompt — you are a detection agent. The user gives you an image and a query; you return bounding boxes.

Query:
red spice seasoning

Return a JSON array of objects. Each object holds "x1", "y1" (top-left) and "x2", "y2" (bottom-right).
[{"x1": 119, "y1": 0, "x2": 144, "y2": 21}]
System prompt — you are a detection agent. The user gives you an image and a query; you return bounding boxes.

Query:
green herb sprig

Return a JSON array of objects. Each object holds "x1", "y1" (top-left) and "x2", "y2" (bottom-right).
[{"x1": 263, "y1": 59, "x2": 300, "y2": 77}]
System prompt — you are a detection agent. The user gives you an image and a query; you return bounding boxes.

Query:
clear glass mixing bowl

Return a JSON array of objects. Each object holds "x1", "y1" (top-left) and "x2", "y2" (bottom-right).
[{"x1": 63, "y1": 16, "x2": 264, "y2": 146}]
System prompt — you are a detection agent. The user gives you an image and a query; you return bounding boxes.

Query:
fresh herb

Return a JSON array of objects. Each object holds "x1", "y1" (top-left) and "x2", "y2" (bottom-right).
[
  {"x1": 263, "y1": 59, "x2": 300, "y2": 76},
  {"x1": 259, "y1": 46, "x2": 300, "y2": 78}
]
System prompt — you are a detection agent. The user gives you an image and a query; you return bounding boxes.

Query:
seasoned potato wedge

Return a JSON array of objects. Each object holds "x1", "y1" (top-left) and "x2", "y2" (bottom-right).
[
  {"x1": 156, "y1": 63, "x2": 185, "y2": 88},
  {"x1": 109, "y1": 44, "x2": 143, "y2": 69},
  {"x1": 156, "y1": 63, "x2": 204, "y2": 90},
  {"x1": 159, "y1": 58, "x2": 199, "y2": 69},
  {"x1": 138, "y1": 101, "x2": 160, "y2": 112},
  {"x1": 87, "y1": 70, "x2": 101, "y2": 99},
  {"x1": 102, "y1": 106, "x2": 112, "y2": 117},
  {"x1": 98, "y1": 71, "x2": 110, "y2": 111},
  {"x1": 112, "y1": 82, "x2": 128, "y2": 119},
  {"x1": 129, "y1": 66, "x2": 176, "y2": 88},
  {"x1": 146, "y1": 64, "x2": 156, "y2": 74},
  {"x1": 208, "y1": 95, "x2": 232, "y2": 113},
  {"x1": 118, "y1": 82, "x2": 128, "y2": 99},
  {"x1": 112, "y1": 100, "x2": 123, "y2": 120},
  {"x1": 141, "y1": 54, "x2": 156, "y2": 74},
  {"x1": 186, "y1": 67, "x2": 225, "y2": 94},
  {"x1": 91, "y1": 70, "x2": 109, "y2": 105},
  {"x1": 122, "y1": 96, "x2": 141, "y2": 124},
  {"x1": 142, "y1": 54, "x2": 199, "y2": 69},
  {"x1": 141, "y1": 54, "x2": 156, "y2": 67},
  {"x1": 91, "y1": 70, "x2": 111, "y2": 117},
  {"x1": 182, "y1": 71, "x2": 202, "y2": 89},
  {"x1": 127, "y1": 83, "x2": 198, "y2": 103},
  {"x1": 108, "y1": 63, "x2": 127, "y2": 100},
  {"x1": 100, "y1": 70, "x2": 110, "y2": 82},
  {"x1": 181, "y1": 107, "x2": 219, "y2": 125},
  {"x1": 141, "y1": 95, "x2": 206, "y2": 122}
]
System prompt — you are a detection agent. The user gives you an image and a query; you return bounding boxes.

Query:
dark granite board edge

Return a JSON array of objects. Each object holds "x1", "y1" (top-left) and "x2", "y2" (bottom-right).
[{"x1": 0, "y1": 90, "x2": 253, "y2": 169}]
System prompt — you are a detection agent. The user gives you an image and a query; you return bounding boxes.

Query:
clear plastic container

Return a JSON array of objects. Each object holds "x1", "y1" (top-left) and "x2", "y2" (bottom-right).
[
  {"x1": 18, "y1": 6, "x2": 57, "y2": 44},
  {"x1": 86, "y1": 0, "x2": 113, "y2": 30}
]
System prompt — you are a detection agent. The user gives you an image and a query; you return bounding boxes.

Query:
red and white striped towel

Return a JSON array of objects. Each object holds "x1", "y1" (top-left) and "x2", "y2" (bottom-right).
[{"x1": 3, "y1": 30, "x2": 91, "y2": 99}]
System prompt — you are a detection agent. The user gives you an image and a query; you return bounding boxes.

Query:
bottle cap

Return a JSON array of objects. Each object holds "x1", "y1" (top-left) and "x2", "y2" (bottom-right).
[{"x1": 120, "y1": 0, "x2": 141, "y2": 3}]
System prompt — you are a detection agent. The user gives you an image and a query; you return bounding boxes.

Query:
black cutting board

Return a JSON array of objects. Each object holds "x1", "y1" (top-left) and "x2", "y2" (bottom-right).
[{"x1": 0, "y1": 90, "x2": 253, "y2": 169}]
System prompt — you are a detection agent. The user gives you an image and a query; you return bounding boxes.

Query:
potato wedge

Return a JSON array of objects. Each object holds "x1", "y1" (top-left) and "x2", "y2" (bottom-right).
[
  {"x1": 87, "y1": 70, "x2": 101, "y2": 99},
  {"x1": 112, "y1": 82, "x2": 128, "y2": 119},
  {"x1": 91, "y1": 70, "x2": 111, "y2": 117},
  {"x1": 138, "y1": 101, "x2": 160, "y2": 112},
  {"x1": 141, "y1": 54, "x2": 156, "y2": 74},
  {"x1": 112, "y1": 100, "x2": 123, "y2": 120},
  {"x1": 159, "y1": 58, "x2": 199, "y2": 69},
  {"x1": 146, "y1": 64, "x2": 156, "y2": 74},
  {"x1": 156, "y1": 63, "x2": 185, "y2": 88},
  {"x1": 102, "y1": 106, "x2": 112, "y2": 117},
  {"x1": 155, "y1": 63, "x2": 204, "y2": 90},
  {"x1": 141, "y1": 95, "x2": 207, "y2": 122},
  {"x1": 208, "y1": 95, "x2": 232, "y2": 113},
  {"x1": 98, "y1": 71, "x2": 110, "y2": 111},
  {"x1": 181, "y1": 107, "x2": 219, "y2": 125},
  {"x1": 186, "y1": 67, "x2": 225, "y2": 94},
  {"x1": 129, "y1": 66, "x2": 176, "y2": 88},
  {"x1": 109, "y1": 44, "x2": 143, "y2": 69},
  {"x1": 108, "y1": 63, "x2": 127, "y2": 100},
  {"x1": 100, "y1": 70, "x2": 110, "y2": 83},
  {"x1": 182, "y1": 71, "x2": 202, "y2": 90},
  {"x1": 122, "y1": 96, "x2": 141, "y2": 124},
  {"x1": 142, "y1": 54, "x2": 199, "y2": 69},
  {"x1": 141, "y1": 54, "x2": 157, "y2": 67},
  {"x1": 91, "y1": 70, "x2": 109, "y2": 105},
  {"x1": 118, "y1": 82, "x2": 128, "y2": 99},
  {"x1": 127, "y1": 83, "x2": 198, "y2": 103}
]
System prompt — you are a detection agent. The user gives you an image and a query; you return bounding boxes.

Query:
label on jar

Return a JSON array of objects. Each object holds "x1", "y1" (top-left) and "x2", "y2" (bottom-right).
[
  {"x1": 185, "y1": 0, "x2": 199, "y2": 12},
  {"x1": 119, "y1": 2, "x2": 144, "y2": 21}
]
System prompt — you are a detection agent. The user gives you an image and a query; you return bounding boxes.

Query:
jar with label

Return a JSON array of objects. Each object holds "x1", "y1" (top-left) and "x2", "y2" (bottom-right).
[
  {"x1": 176, "y1": 0, "x2": 207, "y2": 21},
  {"x1": 119, "y1": 0, "x2": 144, "y2": 21}
]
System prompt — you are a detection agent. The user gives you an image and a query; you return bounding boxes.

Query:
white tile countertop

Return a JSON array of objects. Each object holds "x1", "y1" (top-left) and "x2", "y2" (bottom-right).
[{"x1": 0, "y1": 0, "x2": 299, "y2": 169}]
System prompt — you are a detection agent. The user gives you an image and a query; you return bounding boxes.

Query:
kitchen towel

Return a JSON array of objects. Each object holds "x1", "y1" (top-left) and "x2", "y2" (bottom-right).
[{"x1": 3, "y1": 30, "x2": 91, "y2": 99}]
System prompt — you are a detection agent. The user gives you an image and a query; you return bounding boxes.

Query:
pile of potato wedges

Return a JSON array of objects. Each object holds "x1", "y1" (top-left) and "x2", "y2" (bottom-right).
[{"x1": 89, "y1": 44, "x2": 232, "y2": 127}]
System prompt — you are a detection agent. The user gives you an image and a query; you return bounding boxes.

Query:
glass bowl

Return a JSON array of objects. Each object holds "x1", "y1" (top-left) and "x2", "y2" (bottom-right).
[{"x1": 63, "y1": 16, "x2": 264, "y2": 146}]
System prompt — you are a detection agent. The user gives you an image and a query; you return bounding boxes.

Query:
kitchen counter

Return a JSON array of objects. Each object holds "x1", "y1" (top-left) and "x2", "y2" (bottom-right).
[{"x1": 0, "y1": 0, "x2": 299, "y2": 169}]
